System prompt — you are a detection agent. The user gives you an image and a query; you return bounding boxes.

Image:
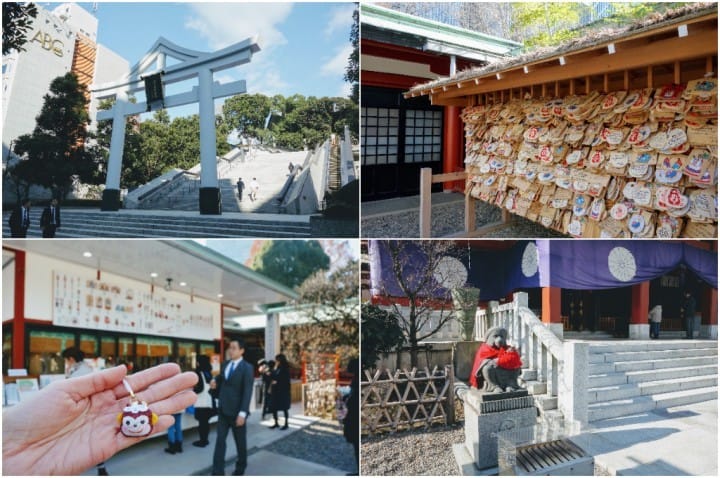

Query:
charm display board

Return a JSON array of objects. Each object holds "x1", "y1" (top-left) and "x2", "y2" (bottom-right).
[
  {"x1": 52, "y1": 271, "x2": 218, "y2": 341},
  {"x1": 463, "y1": 78, "x2": 718, "y2": 238}
]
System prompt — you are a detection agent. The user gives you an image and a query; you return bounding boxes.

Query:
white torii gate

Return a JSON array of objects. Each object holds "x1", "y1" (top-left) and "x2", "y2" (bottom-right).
[{"x1": 93, "y1": 36, "x2": 260, "y2": 214}]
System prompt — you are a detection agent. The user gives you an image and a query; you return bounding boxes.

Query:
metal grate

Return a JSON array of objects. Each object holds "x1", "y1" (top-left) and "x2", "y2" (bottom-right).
[{"x1": 516, "y1": 439, "x2": 588, "y2": 474}]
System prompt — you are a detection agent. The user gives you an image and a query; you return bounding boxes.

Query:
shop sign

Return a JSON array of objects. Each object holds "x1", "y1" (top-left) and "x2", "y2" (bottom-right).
[{"x1": 30, "y1": 30, "x2": 64, "y2": 57}]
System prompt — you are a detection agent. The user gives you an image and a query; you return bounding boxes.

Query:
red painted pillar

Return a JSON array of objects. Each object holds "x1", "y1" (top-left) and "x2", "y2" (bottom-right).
[
  {"x1": 541, "y1": 287, "x2": 563, "y2": 337},
  {"x1": 702, "y1": 287, "x2": 717, "y2": 339},
  {"x1": 629, "y1": 281, "x2": 650, "y2": 339},
  {"x1": 442, "y1": 105, "x2": 462, "y2": 192},
  {"x1": 12, "y1": 250, "x2": 26, "y2": 369}
]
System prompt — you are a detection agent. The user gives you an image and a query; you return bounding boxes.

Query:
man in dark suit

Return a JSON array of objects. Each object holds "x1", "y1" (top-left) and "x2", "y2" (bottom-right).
[
  {"x1": 9, "y1": 199, "x2": 31, "y2": 237},
  {"x1": 211, "y1": 339, "x2": 254, "y2": 475},
  {"x1": 40, "y1": 199, "x2": 61, "y2": 238}
]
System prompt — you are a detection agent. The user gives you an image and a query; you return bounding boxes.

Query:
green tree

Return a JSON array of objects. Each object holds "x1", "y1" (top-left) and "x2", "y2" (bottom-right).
[
  {"x1": 361, "y1": 303, "x2": 404, "y2": 371},
  {"x1": 512, "y1": 3, "x2": 586, "y2": 48},
  {"x1": 252, "y1": 240, "x2": 330, "y2": 289},
  {"x1": 2, "y1": 2, "x2": 38, "y2": 55},
  {"x1": 222, "y1": 93, "x2": 272, "y2": 138},
  {"x1": 345, "y1": 5, "x2": 359, "y2": 104},
  {"x1": 13, "y1": 73, "x2": 101, "y2": 199},
  {"x1": 295, "y1": 260, "x2": 359, "y2": 359}
]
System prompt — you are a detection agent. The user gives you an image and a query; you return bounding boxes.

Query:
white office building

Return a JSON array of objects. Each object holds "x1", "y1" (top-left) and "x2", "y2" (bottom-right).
[{"x1": 2, "y1": 3, "x2": 129, "y2": 173}]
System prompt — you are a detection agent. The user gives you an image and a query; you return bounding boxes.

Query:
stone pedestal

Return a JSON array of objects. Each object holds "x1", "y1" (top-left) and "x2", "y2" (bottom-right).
[
  {"x1": 100, "y1": 189, "x2": 121, "y2": 211},
  {"x1": 199, "y1": 187, "x2": 221, "y2": 214},
  {"x1": 454, "y1": 389, "x2": 536, "y2": 474},
  {"x1": 628, "y1": 323, "x2": 649, "y2": 340}
]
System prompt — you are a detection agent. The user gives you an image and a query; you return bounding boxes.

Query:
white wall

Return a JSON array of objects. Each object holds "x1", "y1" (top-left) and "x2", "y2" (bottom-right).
[
  {"x1": 377, "y1": 303, "x2": 461, "y2": 341},
  {"x1": 24, "y1": 252, "x2": 222, "y2": 340},
  {"x1": 3, "y1": 258, "x2": 15, "y2": 321}
]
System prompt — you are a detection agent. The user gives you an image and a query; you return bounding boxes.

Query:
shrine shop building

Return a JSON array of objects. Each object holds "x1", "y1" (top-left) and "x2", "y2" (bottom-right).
[
  {"x1": 2, "y1": 240, "x2": 296, "y2": 381},
  {"x1": 360, "y1": 4, "x2": 521, "y2": 201},
  {"x1": 368, "y1": 240, "x2": 718, "y2": 341},
  {"x1": 404, "y1": 4, "x2": 718, "y2": 239}
]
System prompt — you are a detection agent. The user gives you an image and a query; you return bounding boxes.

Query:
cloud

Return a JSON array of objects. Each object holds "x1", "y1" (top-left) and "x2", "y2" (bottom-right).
[
  {"x1": 321, "y1": 44, "x2": 352, "y2": 78},
  {"x1": 324, "y1": 4, "x2": 356, "y2": 38},
  {"x1": 337, "y1": 81, "x2": 352, "y2": 98},
  {"x1": 246, "y1": 69, "x2": 290, "y2": 95},
  {"x1": 185, "y1": 3, "x2": 293, "y2": 51}
]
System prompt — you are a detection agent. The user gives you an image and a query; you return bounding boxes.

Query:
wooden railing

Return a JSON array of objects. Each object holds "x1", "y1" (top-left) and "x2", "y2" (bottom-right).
[
  {"x1": 419, "y1": 167, "x2": 514, "y2": 238},
  {"x1": 360, "y1": 365, "x2": 455, "y2": 435}
]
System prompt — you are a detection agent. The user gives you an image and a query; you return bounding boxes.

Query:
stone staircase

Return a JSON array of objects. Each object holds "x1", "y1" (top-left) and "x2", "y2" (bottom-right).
[
  {"x1": 587, "y1": 341, "x2": 718, "y2": 422},
  {"x1": 327, "y1": 142, "x2": 342, "y2": 192},
  {"x1": 519, "y1": 368, "x2": 563, "y2": 422},
  {"x1": 564, "y1": 330, "x2": 615, "y2": 340},
  {"x1": 2, "y1": 209, "x2": 311, "y2": 238},
  {"x1": 519, "y1": 340, "x2": 718, "y2": 424},
  {"x1": 134, "y1": 149, "x2": 309, "y2": 214}
]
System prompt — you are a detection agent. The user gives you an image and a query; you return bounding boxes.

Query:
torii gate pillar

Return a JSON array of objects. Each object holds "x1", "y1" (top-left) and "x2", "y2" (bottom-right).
[{"x1": 198, "y1": 67, "x2": 220, "y2": 214}]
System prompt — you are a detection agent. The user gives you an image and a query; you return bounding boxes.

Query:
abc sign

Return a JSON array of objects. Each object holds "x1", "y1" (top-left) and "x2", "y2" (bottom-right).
[{"x1": 30, "y1": 30, "x2": 65, "y2": 57}]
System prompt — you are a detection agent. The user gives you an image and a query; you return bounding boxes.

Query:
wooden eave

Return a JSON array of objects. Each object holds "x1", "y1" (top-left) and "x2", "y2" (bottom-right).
[{"x1": 405, "y1": 11, "x2": 718, "y2": 106}]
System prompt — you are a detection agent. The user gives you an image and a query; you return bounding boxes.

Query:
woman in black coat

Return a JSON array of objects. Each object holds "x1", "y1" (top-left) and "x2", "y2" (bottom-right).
[
  {"x1": 343, "y1": 358, "x2": 360, "y2": 474},
  {"x1": 269, "y1": 354, "x2": 291, "y2": 430},
  {"x1": 261, "y1": 359, "x2": 275, "y2": 420},
  {"x1": 192, "y1": 355, "x2": 215, "y2": 447}
]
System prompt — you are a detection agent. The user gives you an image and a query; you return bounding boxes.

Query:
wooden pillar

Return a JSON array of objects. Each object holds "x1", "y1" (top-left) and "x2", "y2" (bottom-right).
[
  {"x1": 12, "y1": 250, "x2": 26, "y2": 369},
  {"x1": 542, "y1": 286, "x2": 563, "y2": 338},
  {"x1": 442, "y1": 105, "x2": 462, "y2": 192},
  {"x1": 465, "y1": 194, "x2": 476, "y2": 233},
  {"x1": 629, "y1": 281, "x2": 650, "y2": 339},
  {"x1": 419, "y1": 168, "x2": 432, "y2": 238}
]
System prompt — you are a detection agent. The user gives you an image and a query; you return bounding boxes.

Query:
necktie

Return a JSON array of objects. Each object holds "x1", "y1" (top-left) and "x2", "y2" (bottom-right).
[
  {"x1": 23, "y1": 209, "x2": 28, "y2": 228},
  {"x1": 51, "y1": 207, "x2": 55, "y2": 224},
  {"x1": 227, "y1": 361, "x2": 236, "y2": 379}
]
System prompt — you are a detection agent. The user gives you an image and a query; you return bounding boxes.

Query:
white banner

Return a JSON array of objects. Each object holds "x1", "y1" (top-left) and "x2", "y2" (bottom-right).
[{"x1": 52, "y1": 271, "x2": 219, "y2": 341}]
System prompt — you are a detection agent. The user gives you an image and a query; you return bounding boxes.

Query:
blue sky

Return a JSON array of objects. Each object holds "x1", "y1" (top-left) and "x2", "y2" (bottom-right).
[{"x1": 76, "y1": 2, "x2": 355, "y2": 101}]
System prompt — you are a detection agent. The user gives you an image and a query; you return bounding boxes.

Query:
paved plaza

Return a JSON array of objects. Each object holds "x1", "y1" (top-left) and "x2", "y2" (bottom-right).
[{"x1": 79, "y1": 402, "x2": 354, "y2": 476}]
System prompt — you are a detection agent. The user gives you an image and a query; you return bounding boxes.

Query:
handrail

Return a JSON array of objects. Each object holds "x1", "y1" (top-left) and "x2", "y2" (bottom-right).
[
  {"x1": 475, "y1": 292, "x2": 564, "y2": 399},
  {"x1": 340, "y1": 125, "x2": 356, "y2": 185}
]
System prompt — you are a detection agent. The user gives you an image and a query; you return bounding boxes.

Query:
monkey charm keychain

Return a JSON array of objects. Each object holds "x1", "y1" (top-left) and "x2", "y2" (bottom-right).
[{"x1": 117, "y1": 379, "x2": 158, "y2": 437}]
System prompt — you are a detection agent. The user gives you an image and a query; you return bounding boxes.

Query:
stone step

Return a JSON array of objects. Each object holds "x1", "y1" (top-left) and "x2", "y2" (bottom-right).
[
  {"x1": 523, "y1": 380, "x2": 547, "y2": 395},
  {"x1": 3, "y1": 210, "x2": 312, "y2": 238},
  {"x1": 8, "y1": 216, "x2": 311, "y2": 232},
  {"x1": 4, "y1": 224, "x2": 311, "y2": 238},
  {"x1": 588, "y1": 375, "x2": 718, "y2": 403},
  {"x1": 589, "y1": 346, "x2": 718, "y2": 364},
  {"x1": 564, "y1": 331, "x2": 615, "y2": 340},
  {"x1": 588, "y1": 386, "x2": 718, "y2": 422},
  {"x1": 588, "y1": 363, "x2": 718, "y2": 388},
  {"x1": 626, "y1": 364, "x2": 718, "y2": 384},
  {"x1": 533, "y1": 394, "x2": 557, "y2": 411},
  {"x1": 589, "y1": 355, "x2": 717, "y2": 374},
  {"x1": 3, "y1": 211, "x2": 310, "y2": 228},
  {"x1": 588, "y1": 340, "x2": 713, "y2": 355}
]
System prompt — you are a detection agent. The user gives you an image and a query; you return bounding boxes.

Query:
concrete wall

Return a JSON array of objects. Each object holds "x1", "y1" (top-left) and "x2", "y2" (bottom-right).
[{"x1": 375, "y1": 303, "x2": 461, "y2": 341}]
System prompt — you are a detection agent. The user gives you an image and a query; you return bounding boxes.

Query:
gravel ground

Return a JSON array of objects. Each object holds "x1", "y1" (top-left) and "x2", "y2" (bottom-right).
[
  {"x1": 262, "y1": 418, "x2": 357, "y2": 473},
  {"x1": 361, "y1": 200, "x2": 566, "y2": 238},
  {"x1": 361, "y1": 423, "x2": 465, "y2": 476}
]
